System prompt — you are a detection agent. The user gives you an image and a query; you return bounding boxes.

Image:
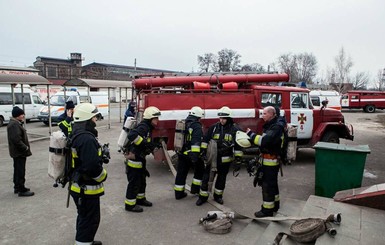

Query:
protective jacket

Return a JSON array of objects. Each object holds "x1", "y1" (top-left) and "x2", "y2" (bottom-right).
[
  {"x1": 126, "y1": 120, "x2": 154, "y2": 163},
  {"x1": 58, "y1": 112, "x2": 73, "y2": 137},
  {"x1": 7, "y1": 118, "x2": 32, "y2": 158},
  {"x1": 249, "y1": 116, "x2": 284, "y2": 155},
  {"x1": 182, "y1": 115, "x2": 205, "y2": 162},
  {"x1": 70, "y1": 123, "x2": 107, "y2": 197}
]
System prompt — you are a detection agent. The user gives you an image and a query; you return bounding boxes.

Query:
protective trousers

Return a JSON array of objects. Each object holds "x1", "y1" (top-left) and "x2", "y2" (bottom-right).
[
  {"x1": 125, "y1": 160, "x2": 147, "y2": 208},
  {"x1": 261, "y1": 164, "x2": 280, "y2": 215},
  {"x1": 13, "y1": 157, "x2": 26, "y2": 192},
  {"x1": 199, "y1": 159, "x2": 230, "y2": 201},
  {"x1": 71, "y1": 194, "x2": 101, "y2": 244},
  {"x1": 174, "y1": 153, "x2": 204, "y2": 197}
]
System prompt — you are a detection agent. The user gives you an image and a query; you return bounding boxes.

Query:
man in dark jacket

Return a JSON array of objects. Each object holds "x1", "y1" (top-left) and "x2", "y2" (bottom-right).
[
  {"x1": 124, "y1": 106, "x2": 161, "y2": 213},
  {"x1": 70, "y1": 103, "x2": 108, "y2": 245},
  {"x1": 123, "y1": 100, "x2": 136, "y2": 125},
  {"x1": 174, "y1": 106, "x2": 206, "y2": 200},
  {"x1": 196, "y1": 106, "x2": 243, "y2": 206},
  {"x1": 7, "y1": 106, "x2": 34, "y2": 197},
  {"x1": 247, "y1": 106, "x2": 285, "y2": 218},
  {"x1": 58, "y1": 100, "x2": 75, "y2": 137}
]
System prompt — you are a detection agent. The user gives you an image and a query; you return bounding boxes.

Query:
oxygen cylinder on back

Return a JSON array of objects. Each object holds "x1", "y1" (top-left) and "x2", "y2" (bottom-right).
[
  {"x1": 118, "y1": 117, "x2": 137, "y2": 152},
  {"x1": 174, "y1": 119, "x2": 186, "y2": 152},
  {"x1": 48, "y1": 131, "x2": 67, "y2": 184}
]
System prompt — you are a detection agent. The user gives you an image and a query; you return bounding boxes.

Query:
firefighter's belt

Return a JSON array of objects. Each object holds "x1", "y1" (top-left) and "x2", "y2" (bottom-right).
[{"x1": 49, "y1": 147, "x2": 66, "y2": 155}]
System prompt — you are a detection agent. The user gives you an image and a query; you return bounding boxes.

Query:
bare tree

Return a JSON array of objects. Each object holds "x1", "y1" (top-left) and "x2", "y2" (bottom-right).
[
  {"x1": 217, "y1": 49, "x2": 241, "y2": 72},
  {"x1": 334, "y1": 47, "x2": 353, "y2": 84},
  {"x1": 276, "y1": 53, "x2": 317, "y2": 83},
  {"x1": 352, "y1": 72, "x2": 369, "y2": 90},
  {"x1": 241, "y1": 63, "x2": 265, "y2": 73},
  {"x1": 373, "y1": 69, "x2": 385, "y2": 91},
  {"x1": 197, "y1": 53, "x2": 217, "y2": 72}
]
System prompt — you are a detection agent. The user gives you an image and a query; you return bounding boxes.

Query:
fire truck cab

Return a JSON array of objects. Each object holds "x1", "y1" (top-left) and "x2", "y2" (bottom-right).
[{"x1": 132, "y1": 73, "x2": 354, "y2": 151}]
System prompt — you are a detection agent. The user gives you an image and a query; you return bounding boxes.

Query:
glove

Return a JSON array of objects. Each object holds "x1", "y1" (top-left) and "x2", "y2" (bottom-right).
[{"x1": 144, "y1": 169, "x2": 150, "y2": 177}]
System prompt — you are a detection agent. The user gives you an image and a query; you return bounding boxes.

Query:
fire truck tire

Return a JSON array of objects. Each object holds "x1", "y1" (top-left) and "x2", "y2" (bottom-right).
[
  {"x1": 364, "y1": 105, "x2": 376, "y2": 113},
  {"x1": 321, "y1": 131, "x2": 339, "y2": 144}
]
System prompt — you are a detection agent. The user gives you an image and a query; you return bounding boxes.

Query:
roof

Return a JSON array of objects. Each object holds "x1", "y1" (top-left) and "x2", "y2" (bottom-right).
[
  {"x1": 83, "y1": 62, "x2": 179, "y2": 73},
  {"x1": 63, "y1": 78, "x2": 132, "y2": 88},
  {"x1": 0, "y1": 66, "x2": 39, "y2": 72},
  {"x1": 0, "y1": 73, "x2": 51, "y2": 85}
]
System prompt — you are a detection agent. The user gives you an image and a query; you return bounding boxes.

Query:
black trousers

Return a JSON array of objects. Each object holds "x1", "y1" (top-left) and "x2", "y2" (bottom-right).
[
  {"x1": 71, "y1": 194, "x2": 101, "y2": 243},
  {"x1": 13, "y1": 157, "x2": 26, "y2": 192},
  {"x1": 175, "y1": 153, "x2": 204, "y2": 194},
  {"x1": 125, "y1": 161, "x2": 147, "y2": 206},
  {"x1": 261, "y1": 165, "x2": 279, "y2": 214},
  {"x1": 200, "y1": 158, "x2": 231, "y2": 200}
]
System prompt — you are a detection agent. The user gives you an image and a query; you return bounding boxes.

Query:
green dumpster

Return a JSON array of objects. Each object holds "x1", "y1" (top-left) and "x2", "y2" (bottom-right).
[{"x1": 313, "y1": 142, "x2": 370, "y2": 198}]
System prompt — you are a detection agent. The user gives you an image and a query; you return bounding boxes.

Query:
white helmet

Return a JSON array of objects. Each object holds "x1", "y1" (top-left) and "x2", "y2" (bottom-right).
[
  {"x1": 217, "y1": 106, "x2": 232, "y2": 117},
  {"x1": 189, "y1": 106, "x2": 204, "y2": 118},
  {"x1": 235, "y1": 131, "x2": 251, "y2": 148},
  {"x1": 143, "y1": 106, "x2": 161, "y2": 119},
  {"x1": 73, "y1": 103, "x2": 101, "y2": 122}
]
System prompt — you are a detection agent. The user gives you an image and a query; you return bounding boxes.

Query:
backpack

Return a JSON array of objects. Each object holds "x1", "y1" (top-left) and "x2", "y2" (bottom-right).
[{"x1": 48, "y1": 131, "x2": 68, "y2": 187}]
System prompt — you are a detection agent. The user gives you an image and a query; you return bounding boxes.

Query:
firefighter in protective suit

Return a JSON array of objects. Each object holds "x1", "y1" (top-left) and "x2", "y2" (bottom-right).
[
  {"x1": 174, "y1": 106, "x2": 206, "y2": 199},
  {"x1": 124, "y1": 106, "x2": 161, "y2": 212},
  {"x1": 196, "y1": 106, "x2": 244, "y2": 206},
  {"x1": 246, "y1": 106, "x2": 285, "y2": 218},
  {"x1": 70, "y1": 103, "x2": 108, "y2": 245}
]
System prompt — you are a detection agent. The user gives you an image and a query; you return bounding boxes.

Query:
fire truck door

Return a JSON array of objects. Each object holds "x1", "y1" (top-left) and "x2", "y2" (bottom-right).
[
  {"x1": 290, "y1": 92, "x2": 313, "y2": 139},
  {"x1": 341, "y1": 94, "x2": 349, "y2": 107}
]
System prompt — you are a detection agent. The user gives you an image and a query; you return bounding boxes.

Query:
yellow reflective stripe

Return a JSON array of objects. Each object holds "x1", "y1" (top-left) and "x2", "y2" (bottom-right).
[
  {"x1": 224, "y1": 134, "x2": 232, "y2": 141},
  {"x1": 213, "y1": 134, "x2": 220, "y2": 139},
  {"x1": 192, "y1": 178, "x2": 202, "y2": 186},
  {"x1": 221, "y1": 156, "x2": 233, "y2": 163},
  {"x1": 133, "y1": 135, "x2": 143, "y2": 145},
  {"x1": 125, "y1": 199, "x2": 136, "y2": 206},
  {"x1": 70, "y1": 183, "x2": 104, "y2": 195},
  {"x1": 137, "y1": 193, "x2": 145, "y2": 199},
  {"x1": 98, "y1": 148, "x2": 102, "y2": 156},
  {"x1": 127, "y1": 160, "x2": 143, "y2": 168},
  {"x1": 93, "y1": 168, "x2": 107, "y2": 182},
  {"x1": 191, "y1": 145, "x2": 200, "y2": 152},
  {"x1": 201, "y1": 142, "x2": 208, "y2": 149},
  {"x1": 174, "y1": 185, "x2": 185, "y2": 191},
  {"x1": 183, "y1": 150, "x2": 189, "y2": 155},
  {"x1": 281, "y1": 133, "x2": 285, "y2": 148},
  {"x1": 263, "y1": 201, "x2": 275, "y2": 209},
  {"x1": 71, "y1": 148, "x2": 77, "y2": 168},
  {"x1": 275, "y1": 195, "x2": 280, "y2": 202},
  {"x1": 199, "y1": 190, "x2": 209, "y2": 197},
  {"x1": 214, "y1": 188, "x2": 223, "y2": 195},
  {"x1": 263, "y1": 158, "x2": 279, "y2": 166},
  {"x1": 254, "y1": 135, "x2": 262, "y2": 146},
  {"x1": 234, "y1": 150, "x2": 243, "y2": 157}
]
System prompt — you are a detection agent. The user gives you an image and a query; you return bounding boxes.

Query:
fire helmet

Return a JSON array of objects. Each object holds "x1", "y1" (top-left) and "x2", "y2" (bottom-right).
[
  {"x1": 235, "y1": 131, "x2": 251, "y2": 148},
  {"x1": 143, "y1": 106, "x2": 161, "y2": 119},
  {"x1": 189, "y1": 106, "x2": 204, "y2": 118},
  {"x1": 217, "y1": 106, "x2": 232, "y2": 117},
  {"x1": 73, "y1": 103, "x2": 101, "y2": 122}
]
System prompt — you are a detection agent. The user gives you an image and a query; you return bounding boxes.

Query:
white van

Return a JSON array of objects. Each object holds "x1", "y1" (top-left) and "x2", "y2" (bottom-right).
[
  {"x1": 310, "y1": 90, "x2": 341, "y2": 111},
  {"x1": 0, "y1": 87, "x2": 45, "y2": 126},
  {"x1": 38, "y1": 90, "x2": 109, "y2": 125}
]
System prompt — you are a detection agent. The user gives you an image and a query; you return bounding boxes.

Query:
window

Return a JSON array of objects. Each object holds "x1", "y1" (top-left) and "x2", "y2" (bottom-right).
[
  {"x1": 311, "y1": 96, "x2": 320, "y2": 106},
  {"x1": 261, "y1": 93, "x2": 282, "y2": 108},
  {"x1": 47, "y1": 66, "x2": 57, "y2": 78},
  {"x1": 291, "y1": 93, "x2": 308, "y2": 108},
  {"x1": 33, "y1": 95, "x2": 43, "y2": 104},
  {"x1": 15, "y1": 93, "x2": 31, "y2": 104},
  {"x1": 0, "y1": 93, "x2": 13, "y2": 105},
  {"x1": 79, "y1": 96, "x2": 91, "y2": 103}
]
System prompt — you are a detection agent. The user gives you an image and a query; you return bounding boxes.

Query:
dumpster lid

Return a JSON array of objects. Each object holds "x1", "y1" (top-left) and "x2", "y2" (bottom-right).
[{"x1": 313, "y1": 142, "x2": 370, "y2": 153}]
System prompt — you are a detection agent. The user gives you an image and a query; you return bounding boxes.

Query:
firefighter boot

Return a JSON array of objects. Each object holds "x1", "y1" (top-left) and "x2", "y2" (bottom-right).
[
  {"x1": 92, "y1": 241, "x2": 102, "y2": 245},
  {"x1": 196, "y1": 197, "x2": 207, "y2": 206},
  {"x1": 137, "y1": 198, "x2": 153, "y2": 207},
  {"x1": 125, "y1": 204, "x2": 143, "y2": 213},
  {"x1": 175, "y1": 191, "x2": 188, "y2": 200},
  {"x1": 254, "y1": 210, "x2": 273, "y2": 218},
  {"x1": 273, "y1": 201, "x2": 280, "y2": 213},
  {"x1": 213, "y1": 193, "x2": 224, "y2": 205}
]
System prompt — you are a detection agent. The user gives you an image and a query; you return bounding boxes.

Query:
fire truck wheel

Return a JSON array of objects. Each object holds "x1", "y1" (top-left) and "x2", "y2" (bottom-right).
[
  {"x1": 321, "y1": 131, "x2": 339, "y2": 144},
  {"x1": 364, "y1": 105, "x2": 376, "y2": 113}
]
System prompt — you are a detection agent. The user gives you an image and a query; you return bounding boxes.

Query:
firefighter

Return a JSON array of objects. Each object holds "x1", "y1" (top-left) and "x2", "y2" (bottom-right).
[
  {"x1": 174, "y1": 106, "x2": 206, "y2": 200},
  {"x1": 58, "y1": 100, "x2": 75, "y2": 137},
  {"x1": 70, "y1": 103, "x2": 108, "y2": 245},
  {"x1": 124, "y1": 106, "x2": 161, "y2": 212},
  {"x1": 196, "y1": 106, "x2": 243, "y2": 206},
  {"x1": 246, "y1": 106, "x2": 285, "y2": 218}
]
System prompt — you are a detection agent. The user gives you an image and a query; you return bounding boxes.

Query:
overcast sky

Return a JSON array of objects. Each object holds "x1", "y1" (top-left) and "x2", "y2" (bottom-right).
[{"x1": 1, "y1": 0, "x2": 384, "y2": 81}]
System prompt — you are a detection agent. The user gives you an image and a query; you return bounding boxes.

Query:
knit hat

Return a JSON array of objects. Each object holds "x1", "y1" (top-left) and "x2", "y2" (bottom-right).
[
  {"x1": 12, "y1": 106, "x2": 25, "y2": 118},
  {"x1": 65, "y1": 101, "x2": 75, "y2": 110}
]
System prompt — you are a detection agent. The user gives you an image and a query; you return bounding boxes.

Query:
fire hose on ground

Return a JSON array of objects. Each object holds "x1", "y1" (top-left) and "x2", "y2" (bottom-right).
[{"x1": 160, "y1": 141, "x2": 342, "y2": 243}]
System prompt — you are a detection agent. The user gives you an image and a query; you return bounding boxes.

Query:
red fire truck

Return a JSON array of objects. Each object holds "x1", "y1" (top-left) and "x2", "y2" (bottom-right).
[
  {"x1": 132, "y1": 73, "x2": 354, "y2": 150},
  {"x1": 341, "y1": 90, "x2": 385, "y2": 113}
]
